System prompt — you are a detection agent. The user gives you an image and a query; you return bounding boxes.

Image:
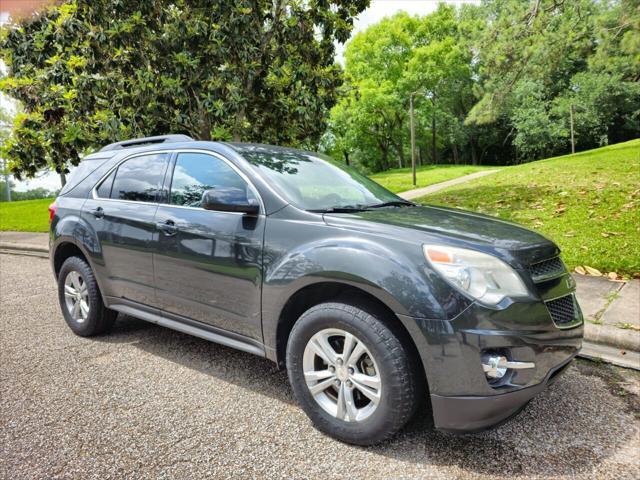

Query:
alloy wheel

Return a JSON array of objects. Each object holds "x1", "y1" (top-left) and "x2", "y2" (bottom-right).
[
  {"x1": 302, "y1": 328, "x2": 382, "y2": 422},
  {"x1": 63, "y1": 271, "x2": 90, "y2": 323}
]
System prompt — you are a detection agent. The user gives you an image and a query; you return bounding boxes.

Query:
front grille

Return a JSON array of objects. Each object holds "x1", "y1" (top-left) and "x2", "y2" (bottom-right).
[
  {"x1": 528, "y1": 256, "x2": 565, "y2": 282},
  {"x1": 546, "y1": 294, "x2": 577, "y2": 327}
]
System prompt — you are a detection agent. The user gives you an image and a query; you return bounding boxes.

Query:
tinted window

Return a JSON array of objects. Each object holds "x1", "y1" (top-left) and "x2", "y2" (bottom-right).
[
  {"x1": 169, "y1": 153, "x2": 255, "y2": 208},
  {"x1": 110, "y1": 153, "x2": 169, "y2": 202},
  {"x1": 96, "y1": 169, "x2": 115, "y2": 198},
  {"x1": 59, "y1": 157, "x2": 111, "y2": 196}
]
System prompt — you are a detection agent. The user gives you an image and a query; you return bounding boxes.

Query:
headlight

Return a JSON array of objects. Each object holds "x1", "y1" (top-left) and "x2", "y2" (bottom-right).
[{"x1": 423, "y1": 245, "x2": 528, "y2": 305}]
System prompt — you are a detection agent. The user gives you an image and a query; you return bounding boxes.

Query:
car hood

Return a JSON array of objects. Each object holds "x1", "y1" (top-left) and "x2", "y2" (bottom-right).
[{"x1": 323, "y1": 205, "x2": 559, "y2": 266}]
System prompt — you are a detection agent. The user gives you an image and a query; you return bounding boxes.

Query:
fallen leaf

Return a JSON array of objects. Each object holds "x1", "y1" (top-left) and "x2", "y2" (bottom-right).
[
  {"x1": 574, "y1": 266, "x2": 586, "y2": 275},
  {"x1": 554, "y1": 206, "x2": 566, "y2": 215},
  {"x1": 607, "y1": 272, "x2": 618, "y2": 280},
  {"x1": 601, "y1": 232, "x2": 610, "y2": 238},
  {"x1": 584, "y1": 266, "x2": 602, "y2": 276}
]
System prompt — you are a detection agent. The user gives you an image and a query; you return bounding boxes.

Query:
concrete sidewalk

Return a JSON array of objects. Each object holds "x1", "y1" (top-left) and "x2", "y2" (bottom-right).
[
  {"x1": 1, "y1": 230, "x2": 638, "y2": 368},
  {"x1": 0, "y1": 231, "x2": 49, "y2": 257},
  {"x1": 575, "y1": 275, "x2": 640, "y2": 368},
  {"x1": 398, "y1": 169, "x2": 501, "y2": 200}
]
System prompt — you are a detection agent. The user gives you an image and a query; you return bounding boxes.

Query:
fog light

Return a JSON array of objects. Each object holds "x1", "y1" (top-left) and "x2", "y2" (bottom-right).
[
  {"x1": 482, "y1": 354, "x2": 508, "y2": 379},
  {"x1": 482, "y1": 353, "x2": 535, "y2": 380}
]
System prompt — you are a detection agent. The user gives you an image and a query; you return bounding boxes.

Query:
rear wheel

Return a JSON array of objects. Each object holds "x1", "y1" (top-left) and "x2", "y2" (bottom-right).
[
  {"x1": 57, "y1": 256, "x2": 116, "y2": 336},
  {"x1": 286, "y1": 302, "x2": 419, "y2": 445}
]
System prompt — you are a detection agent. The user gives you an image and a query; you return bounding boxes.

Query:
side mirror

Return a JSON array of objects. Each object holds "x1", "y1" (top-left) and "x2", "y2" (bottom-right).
[{"x1": 201, "y1": 188, "x2": 259, "y2": 215}]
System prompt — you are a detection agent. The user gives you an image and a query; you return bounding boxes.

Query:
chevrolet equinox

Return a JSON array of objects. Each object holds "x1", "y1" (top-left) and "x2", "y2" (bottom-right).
[{"x1": 49, "y1": 134, "x2": 583, "y2": 445}]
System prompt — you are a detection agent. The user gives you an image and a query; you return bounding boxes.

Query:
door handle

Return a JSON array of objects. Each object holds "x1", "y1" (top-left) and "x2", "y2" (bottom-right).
[
  {"x1": 90, "y1": 207, "x2": 104, "y2": 218},
  {"x1": 156, "y1": 219, "x2": 178, "y2": 236}
]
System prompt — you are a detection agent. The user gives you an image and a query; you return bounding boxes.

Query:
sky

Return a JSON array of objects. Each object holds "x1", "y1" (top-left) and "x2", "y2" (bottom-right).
[{"x1": 2, "y1": 0, "x2": 478, "y2": 192}]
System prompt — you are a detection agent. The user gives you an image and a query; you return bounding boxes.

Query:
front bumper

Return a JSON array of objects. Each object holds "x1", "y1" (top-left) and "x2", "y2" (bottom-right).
[
  {"x1": 396, "y1": 289, "x2": 583, "y2": 433},
  {"x1": 430, "y1": 353, "x2": 575, "y2": 433}
]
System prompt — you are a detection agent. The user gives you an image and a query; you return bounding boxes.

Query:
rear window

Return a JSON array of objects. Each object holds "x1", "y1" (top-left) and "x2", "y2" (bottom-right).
[{"x1": 59, "y1": 157, "x2": 111, "y2": 196}]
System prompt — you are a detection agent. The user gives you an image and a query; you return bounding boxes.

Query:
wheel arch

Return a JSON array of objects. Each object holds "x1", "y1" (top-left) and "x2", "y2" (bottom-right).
[
  {"x1": 273, "y1": 281, "x2": 428, "y2": 392},
  {"x1": 51, "y1": 237, "x2": 109, "y2": 302},
  {"x1": 52, "y1": 241, "x2": 88, "y2": 278}
]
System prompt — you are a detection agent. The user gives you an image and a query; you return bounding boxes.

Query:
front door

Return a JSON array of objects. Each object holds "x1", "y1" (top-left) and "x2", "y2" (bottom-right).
[
  {"x1": 153, "y1": 151, "x2": 265, "y2": 341},
  {"x1": 82, "y1": 152, "x2": 170, "y2": 307}
]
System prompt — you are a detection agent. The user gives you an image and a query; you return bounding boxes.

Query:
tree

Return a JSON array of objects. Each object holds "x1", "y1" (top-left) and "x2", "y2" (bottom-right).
[
  {"x1": 465, "y1": 0, "x2": 640, "y2": 161},
  {"x1": 0, "y1": 0, "x2": 369, "y2": 180},
  {"x1": 327, "y1": 6, "x2": 476, "y2": 172}
]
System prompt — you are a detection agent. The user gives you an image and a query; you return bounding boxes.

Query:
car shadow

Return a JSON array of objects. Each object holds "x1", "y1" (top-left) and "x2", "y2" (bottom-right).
[{"x1": 98, "y1": 315, "x2": 636, "y2": 477}]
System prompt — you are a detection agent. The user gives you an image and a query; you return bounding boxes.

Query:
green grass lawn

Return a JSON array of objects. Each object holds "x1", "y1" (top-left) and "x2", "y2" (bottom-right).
[
  {"x1": 421, "y1": 140, "x2": 640, "y2": 276},
  {"x1": 0, "y1": 197, "x2": 54, "y2": 232},
  {"x1": 369, "y1": 164, "x2": 493, "y2": 193}
]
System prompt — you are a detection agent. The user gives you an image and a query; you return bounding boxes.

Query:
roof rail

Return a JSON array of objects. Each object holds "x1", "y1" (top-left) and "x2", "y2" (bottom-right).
[{"x1": 99, "y1": 134, "x2": 194, "y2": 152}]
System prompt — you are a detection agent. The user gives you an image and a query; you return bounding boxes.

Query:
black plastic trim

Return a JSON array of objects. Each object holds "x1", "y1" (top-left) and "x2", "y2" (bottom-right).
[{"x1": 105, "y1": 296, "x2": 266, "y2": 357}]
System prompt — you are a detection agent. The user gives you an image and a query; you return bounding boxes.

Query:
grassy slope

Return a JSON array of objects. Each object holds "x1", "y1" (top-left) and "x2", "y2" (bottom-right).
[
  {"x1": 370, "y1": 164, "x2": 492, "y2": 193},
  {"x1": 0, "y1": 198, "x2": 54, "y2": 232},
  {"x1": 422, "y1": 140, "x2": 640, "y2": 276}
]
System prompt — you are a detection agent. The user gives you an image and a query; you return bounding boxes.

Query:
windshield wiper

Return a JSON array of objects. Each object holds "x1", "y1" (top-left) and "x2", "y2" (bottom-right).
[
  {"x1": 366, "y1": 200, "x2": 416, "y2": 209},
  {"x1": 307, "y1": 205, "x2": 370, "y2": 213}
]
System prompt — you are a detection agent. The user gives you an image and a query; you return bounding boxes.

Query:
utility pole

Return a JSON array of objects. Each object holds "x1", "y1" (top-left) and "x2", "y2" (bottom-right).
[
  {"x1": 409, "y1": 93, "x2": 417, "y2": 187},
  {"x1": 428, "y1": 92, "x2": 437, "y2": 164},
  {"x1": 2, "y1": 158, "x2": 10, "y2": 202},
  {"x1": 569, "y1": 103, "x2": 575, "y2": 154},
  {"x1": 0, "y1": 119, "x2": 10, "y2": 202}
]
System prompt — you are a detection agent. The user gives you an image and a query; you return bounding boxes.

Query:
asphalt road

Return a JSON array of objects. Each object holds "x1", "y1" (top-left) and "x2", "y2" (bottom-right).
[{"x1": 1, "y1": 253, "x2": 639, "y2": 479}]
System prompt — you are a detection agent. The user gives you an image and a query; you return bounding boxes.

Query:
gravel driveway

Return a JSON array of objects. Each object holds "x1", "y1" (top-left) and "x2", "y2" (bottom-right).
[{"x1": 1, "y1": 253, "x2": 639, "y2": 479}]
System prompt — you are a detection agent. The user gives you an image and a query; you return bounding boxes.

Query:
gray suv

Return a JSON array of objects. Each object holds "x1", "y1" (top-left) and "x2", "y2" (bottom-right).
[{"x1": 49, "y1": 134, "x2": 583, "y2": 445}]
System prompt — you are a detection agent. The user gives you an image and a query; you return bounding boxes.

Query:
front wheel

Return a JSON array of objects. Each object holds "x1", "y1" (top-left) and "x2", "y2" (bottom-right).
[{"x1": 286, "y1": 302, "x2": 419, "y2": 445}]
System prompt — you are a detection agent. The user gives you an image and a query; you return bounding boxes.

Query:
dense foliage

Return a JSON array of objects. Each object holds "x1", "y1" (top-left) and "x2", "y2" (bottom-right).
[
  {"x1": 323, "y1": 0, "x2": 640, "y2": 172},
  {"x1": 0, "y1": 0, "x2": 368, "y2": 180},
  {"x1": 1, "y1": 0, "x2": 638, "y2": 180}
]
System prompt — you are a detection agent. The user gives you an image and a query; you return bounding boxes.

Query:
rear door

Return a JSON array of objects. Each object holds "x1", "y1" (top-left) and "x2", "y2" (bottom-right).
[
  {"x1": 82, "y1": 152, "x2": 170, "y2": 306},
  {"x1": 153, "y1": 151, "x2": 265, "y2": 341}
]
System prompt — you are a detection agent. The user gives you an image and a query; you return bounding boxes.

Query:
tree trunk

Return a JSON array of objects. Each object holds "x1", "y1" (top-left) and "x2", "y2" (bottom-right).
[
  {"x1": 396, "y1": 129, "x2": 405, "y2": 168},
  {"x1": 418, "y1": 146, "x2": 423, "y2": 166},
  {"x1": 381, "y1": 145, "x2": 389, "y2": 170},
  {"x1": 199, "y1": 109, "x2": 212, "y2": 141},
  {"x1": 233, "y1": 105, "x2": 245, "y2": 141},
  {"x1": 470, "y1": 137, "x2": 478, "y2": 165},
  {"x1": 452, "y1": 143, "x2": 459, "y2": 165},
  {"x1": 59, "y1": 171, "x2": 66, "y2": 187},
  {"x1": 343, "y1": 151, "x2": 350, "y2": 166}
]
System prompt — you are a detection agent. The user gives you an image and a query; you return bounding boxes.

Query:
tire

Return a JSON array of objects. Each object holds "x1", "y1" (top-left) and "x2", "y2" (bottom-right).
[
  {"x1": 57, "y1": 256, "x2": 116, "y2": 337},
  {"x1": 286, "y1": 301, "x2": 419, "y2": 445}
]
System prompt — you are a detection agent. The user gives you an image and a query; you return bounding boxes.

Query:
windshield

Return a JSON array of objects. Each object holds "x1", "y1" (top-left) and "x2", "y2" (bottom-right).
[{"x1": 240, "y1": 147, "x2": 402, "y2": 211}]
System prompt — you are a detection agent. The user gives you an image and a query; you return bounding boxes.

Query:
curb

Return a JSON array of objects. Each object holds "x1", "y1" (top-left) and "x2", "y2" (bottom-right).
[
  {"x1": 583, "y1": 322, "x2": 639, "y2": 352},
  {"x1": 0, "y1": 243, "x2": 49, "y2": 258},
  {"x1": 579, "y1": 341, "x2": 640, "y2": 371}
]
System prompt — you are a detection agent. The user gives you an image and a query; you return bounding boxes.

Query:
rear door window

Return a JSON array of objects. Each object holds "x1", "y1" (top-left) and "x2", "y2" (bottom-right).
[
  {"x1": 109, "y1": 153, "x2": 169, "y2": 202},
  {"x1": 95, "y1": 169, "x2": 115, "y2": 198}
]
